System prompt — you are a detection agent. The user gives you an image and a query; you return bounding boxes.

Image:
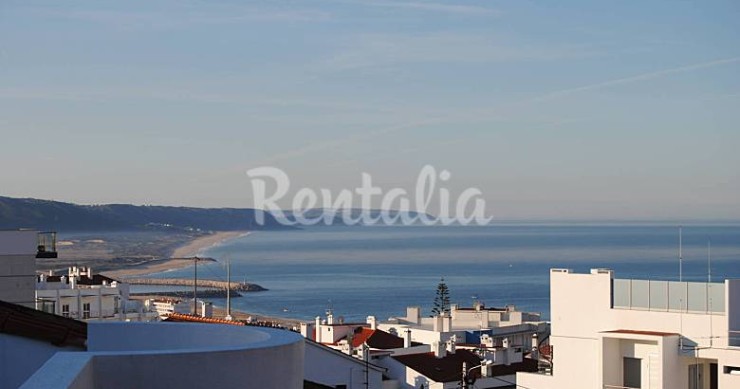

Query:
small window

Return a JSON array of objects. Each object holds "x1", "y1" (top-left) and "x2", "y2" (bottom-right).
[
  {"x1": 82, "y1": 303, "x2": 91, "y2": 319},
  {"x1": 62, "y1": 304, "x2": 70, "y2": 318},
  {"x1": 623, "y1": 357, "x2": 641, "y2": 389},
  {"x1": 724, "y1": 365, "x2": 740, "y2": 375}
]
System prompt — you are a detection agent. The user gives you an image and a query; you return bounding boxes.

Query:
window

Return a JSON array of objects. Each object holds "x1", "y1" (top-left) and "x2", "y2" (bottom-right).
[
  {"x1": 62, "y1": 304, "x2": 70, "y2": 318},
  {"x1": 82, "y1": 303, "x2": 91, "y2": 319},
  {"x1": 689, "y1": 364, "x2": 704, "y2": 389},
  {"x1": 623, "y1": 357, "x2": 641, "y2": 389}
]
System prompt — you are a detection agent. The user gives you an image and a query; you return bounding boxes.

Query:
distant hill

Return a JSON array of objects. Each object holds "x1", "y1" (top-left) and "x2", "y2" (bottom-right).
[
  {"x1": 278, "y1": 208, "x2": 437, "y2": 225},
  {"x1": 0, "y1": 196, "x2": 286, "y2": 232}
]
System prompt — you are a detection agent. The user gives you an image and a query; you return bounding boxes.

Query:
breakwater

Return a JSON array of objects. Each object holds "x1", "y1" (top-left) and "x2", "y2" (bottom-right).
[{"x1": 126, "y1": 278, "x2": 267, "y2": 292}]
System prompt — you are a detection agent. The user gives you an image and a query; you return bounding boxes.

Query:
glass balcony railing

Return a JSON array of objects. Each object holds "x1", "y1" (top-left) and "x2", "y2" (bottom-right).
[
  {"x1": 36, "y1": 231, "x2": 57, "y2": 259},
  {"x1": 612, "y1": 279, "x2": 725, "y2": 314}
]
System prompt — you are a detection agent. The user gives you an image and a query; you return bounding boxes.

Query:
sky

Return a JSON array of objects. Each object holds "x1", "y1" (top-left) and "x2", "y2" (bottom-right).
[{"x1": 1, "y1": 0, "x2": 738, "y2": 220}]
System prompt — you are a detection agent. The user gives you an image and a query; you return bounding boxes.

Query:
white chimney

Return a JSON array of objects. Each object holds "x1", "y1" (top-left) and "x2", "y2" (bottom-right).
[
  {"x1": 327, "y1": 313, "x2": 334, "y2": 325},
  {"x1": 367, "y1": 315, "x2": 377, "y2": 330},
  {"x1": 406, "y1": 306, "x2": 421, "y2": 324},
  {"x1": 433, "y1": 315, "x2": 443, "y2": 332},
  {"x1": 300, "y1": 322, "x2": 314, "y2": 340},
  {"x1": 446, "y1": 338, "x2": 456, "y2": 354},
  {"x1": 315, "y1": 316, "x2": 322, "y2": 343},
  {"x1": 442, "y1": 315, "x2": 452, "y2": 332},
  {"x1": 70, "y1": 276, "x2": 77, "y2": 289},
  {"x1": 404, "y1": 329, "x2": 412, "y2": 348},
  {"x1": 432, "y1": 341, "x2": 447, "y2": 358}
]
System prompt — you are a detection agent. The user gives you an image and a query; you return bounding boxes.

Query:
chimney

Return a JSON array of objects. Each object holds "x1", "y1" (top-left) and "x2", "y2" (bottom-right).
[
  {"x1": 327, "y1": 312, "x2": 334, "y2": 325},
  {"x1": 367, "y1": 315, "x2": 377, "y2": 330},
  {"x1": 315, "y1": 316, "x2": 322, "y2": 343},
  {"x1": 432, "y1": 341, "x2": 447, "y2": 358},
  {"x1": 442, "y1": 315, "x2": 452, "y2": 332},
  {"x1": 300, "y1": 322, "x2": 314, "y2": 340},
  {"x1": 433, "y1": 315, "x2": 443, "y2": 332},
  {"x1": 70, "y1": 275, "x2": 77, "y2": 289},
  {"x1": 406, "y1": 306, "x2": 421, "y2": 324},
  {"x1": 404, "y1": 329, "x2": 412, "y2": 348},
  {"x1": 446, "y1": 338, "x2": 456, "y2": 354}
]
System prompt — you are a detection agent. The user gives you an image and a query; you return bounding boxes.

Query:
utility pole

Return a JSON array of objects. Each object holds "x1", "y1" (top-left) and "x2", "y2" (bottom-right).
[
  {"x1": 679, "y1": 226, "x2": 683, "y2": 282},
  {"x1": 225, "y1": 260, "x2": 233, "y2": 320},
  {"x1": 193, "y1": 256, "x2": 199, "y2": 316}
]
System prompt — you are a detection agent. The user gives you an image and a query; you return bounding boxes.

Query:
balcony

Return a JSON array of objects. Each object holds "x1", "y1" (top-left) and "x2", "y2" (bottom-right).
[{"x1": 36, "y1": 231, "x2": 57, "y2": 258}]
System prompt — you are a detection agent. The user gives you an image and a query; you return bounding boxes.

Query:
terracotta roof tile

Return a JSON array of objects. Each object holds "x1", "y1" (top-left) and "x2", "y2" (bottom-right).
[
  {"x1": 163, "y1": 313, "x2": 245, "y2": 326},
  {"x1": 349, "y1": 327, "x2": 405, "y2": 349}
]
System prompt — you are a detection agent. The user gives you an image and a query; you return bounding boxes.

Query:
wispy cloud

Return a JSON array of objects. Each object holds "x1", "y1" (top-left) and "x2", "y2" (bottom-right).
[
  {"x1": 535, "y1": 57, "x2": 740, "y2": 101},
  {"x1": 24, "y1": 3, "x2": 331, "y2": 30},
  {"x1": 335, "y1": 0, "x2": 499, "y2": 15},
  {"x1": 319, "y1": 32, "x2": 596, "y2": 71},
  {"x1": 251, "y1": 118, "x2": 440, "y2": 166}
]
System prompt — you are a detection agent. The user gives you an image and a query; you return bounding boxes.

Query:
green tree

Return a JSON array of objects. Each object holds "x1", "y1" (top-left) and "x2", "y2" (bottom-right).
[{"x1": 431, "y1": 278, "x2": 450, "y2": 316}]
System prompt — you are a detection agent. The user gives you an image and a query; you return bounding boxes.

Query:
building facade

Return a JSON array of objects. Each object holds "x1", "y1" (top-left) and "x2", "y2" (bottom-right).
[
  {"x1": 0, "y1": 230, "x2": 56, "y2": 307},
  {"x1": 35, "y1": 266, "x2": 158, "y2": 322},
  {"x1": 517, "y1": 268, "x2": 740, "y2": 389}
]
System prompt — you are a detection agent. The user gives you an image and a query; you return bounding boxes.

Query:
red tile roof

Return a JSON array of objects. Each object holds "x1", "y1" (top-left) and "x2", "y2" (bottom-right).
[
  {"x1": 603, "y1": 329, "x2": 679, "y2": 337},
  {"x1": 163, "y1": 313, "x2": 246, "y2": 326},
  {"x1": 0, "y1": 300, "x2": 87, "y2": 349},
  {"x1": 349, "y1": 327, "x2": 405, "y2": 349}
]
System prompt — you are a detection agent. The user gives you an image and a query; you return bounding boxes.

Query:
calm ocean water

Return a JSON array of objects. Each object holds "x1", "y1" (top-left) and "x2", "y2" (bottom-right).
[{"x1": 143, "y1": 224, "x2": 740, "y2": 322}]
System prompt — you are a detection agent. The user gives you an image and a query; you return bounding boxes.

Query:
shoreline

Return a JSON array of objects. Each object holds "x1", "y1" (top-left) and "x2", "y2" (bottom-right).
[{"x1": 102, "y1": 231, "x2": 247, "y2": 279}]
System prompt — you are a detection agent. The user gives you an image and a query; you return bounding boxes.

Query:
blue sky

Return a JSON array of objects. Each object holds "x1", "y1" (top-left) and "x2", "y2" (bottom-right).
[{"x1": 1, "y1": 0, "x2": 738, "y2": 220}]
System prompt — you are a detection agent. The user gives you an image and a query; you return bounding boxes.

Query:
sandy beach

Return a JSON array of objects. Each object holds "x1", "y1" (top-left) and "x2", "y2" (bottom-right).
[
  {"x1": 102, "y1": 231, "x2": 247, "y2": 279},
  {"x1": 171, "y1": 231, "x2": 248, "y2": 258}
]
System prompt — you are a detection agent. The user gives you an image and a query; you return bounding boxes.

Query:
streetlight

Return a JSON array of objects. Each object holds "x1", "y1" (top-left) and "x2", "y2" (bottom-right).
[{"x1": 461, "y1": 360, "x2": 493, "y2": 389}]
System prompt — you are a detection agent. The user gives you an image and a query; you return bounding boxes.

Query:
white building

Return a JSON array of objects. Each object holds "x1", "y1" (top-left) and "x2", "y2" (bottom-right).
[
  {"x1": 304, "y1": 340, "x2": 386, "y2": 389},
  {"x1": 517, "y1": 268, "x2": 740, "y2": 389},
  {"x1": 374, "y1": 340, "x2": 538, "y2": 389},
  {"x1": 147, "y1": 298, "x2": 213, "y2": 319},
  {"x1": 378, "y1": 304, "x2": 547, "y2": 351},
  {"x1": 0, "y1": 230, "x2": 56, "y2": 307},
  {"x1": 35, "y1": 266, "x2": 158, "y2": 322}
]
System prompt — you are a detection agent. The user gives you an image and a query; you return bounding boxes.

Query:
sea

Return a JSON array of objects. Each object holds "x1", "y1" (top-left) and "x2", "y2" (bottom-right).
[{"x1": 138, "y1": 224, "x2": 740, "y2": 322}]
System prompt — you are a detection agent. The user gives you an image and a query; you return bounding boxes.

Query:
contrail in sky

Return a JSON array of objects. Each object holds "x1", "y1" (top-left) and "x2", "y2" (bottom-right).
[{"x1": 534, "y1": 56, "x2": 740, "y2": 102}]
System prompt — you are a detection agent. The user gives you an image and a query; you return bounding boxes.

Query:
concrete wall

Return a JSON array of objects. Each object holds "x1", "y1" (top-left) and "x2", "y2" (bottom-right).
[
  {"x1": 0, "y1": 231, "x2": 37, "y2": 255},
  {"x1": 305, "y1": 341, "x2": 383, "y2": 389},
  {"x1": 21, "y1": 323, "x2": 305, "y2": 389},
  {"x1": 0, "y1": 333, "x2": 83, "y2": 389},
  {"x1": 0, "y1": 231, "x2": 37, "y2": 307}
]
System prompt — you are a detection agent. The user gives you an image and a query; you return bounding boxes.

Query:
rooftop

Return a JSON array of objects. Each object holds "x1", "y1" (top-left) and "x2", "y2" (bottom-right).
[{"x1": 0, "y1": 300, "x2": 87, "y2": 349}]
